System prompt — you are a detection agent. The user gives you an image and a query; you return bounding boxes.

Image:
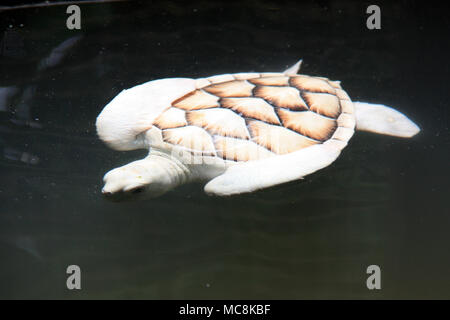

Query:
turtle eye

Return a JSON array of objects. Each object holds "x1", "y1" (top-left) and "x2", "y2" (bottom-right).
[{"x1": 130, "y1": 187, "x2": 144, "y2": 194}]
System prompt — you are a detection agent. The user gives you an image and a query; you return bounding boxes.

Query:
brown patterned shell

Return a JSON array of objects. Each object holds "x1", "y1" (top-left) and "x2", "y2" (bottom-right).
[{"x1": 152, "y1": 73, "x2": 356, "y2": 162}]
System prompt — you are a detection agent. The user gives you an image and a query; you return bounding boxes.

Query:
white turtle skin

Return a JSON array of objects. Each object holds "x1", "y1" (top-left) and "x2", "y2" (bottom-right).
[{"x1": 96, "y1": 60, "x2": 420, "y2": 199}]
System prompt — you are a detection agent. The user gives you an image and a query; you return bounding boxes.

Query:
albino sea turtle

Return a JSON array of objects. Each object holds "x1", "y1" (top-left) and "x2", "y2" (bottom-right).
[{"x1": 96, "y1": 60, "x2": 420, "y2": 199}]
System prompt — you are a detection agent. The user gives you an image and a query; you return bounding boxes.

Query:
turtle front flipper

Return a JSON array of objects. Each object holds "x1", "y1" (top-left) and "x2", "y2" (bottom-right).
[
  {"x1": 96, "y1": 78, "x2": 196, "y2": 151},
  {"x1": 204, "y1": 143, "x2": 341, "y2": 196},
  {"x1": 354, "y1": 102, "x2": 420, "y2": 138}
]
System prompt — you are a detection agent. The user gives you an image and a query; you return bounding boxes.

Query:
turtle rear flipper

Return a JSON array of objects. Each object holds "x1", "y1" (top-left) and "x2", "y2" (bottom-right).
[{"x1": 282, "y1": 59, "x2": 302, "y2": 75}]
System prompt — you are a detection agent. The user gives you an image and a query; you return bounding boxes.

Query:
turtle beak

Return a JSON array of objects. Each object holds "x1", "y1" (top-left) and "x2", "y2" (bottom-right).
[
  {"x1": 101, "y1": 188, "x2": 118, "y2": 201},
  {"x1": 101, "y1": 188, "x2": 129, "y2": 202},
  {"x1": 102, "y1": 188, "x2": 113, "y2": 196}
]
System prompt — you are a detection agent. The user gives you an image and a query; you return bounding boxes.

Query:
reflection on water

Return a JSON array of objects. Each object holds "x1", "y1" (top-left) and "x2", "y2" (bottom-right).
[{"x1": 0, "y1": 1, "x2": 449, "y2": 299}]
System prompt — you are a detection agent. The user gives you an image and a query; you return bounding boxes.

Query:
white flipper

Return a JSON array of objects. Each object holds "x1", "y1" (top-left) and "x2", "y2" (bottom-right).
[
  {"x1": 283, "y1": 59, "x2": 302, "y2": 75},
  {"x1": 96, "y1": 78, "x2": 196, "y2": 151},
  {"x1": 204, "y1": 143, "x2": 340, "y2": 196},
  {"x1": 354, "y1": 102, "x2": 420, "y2": 138}
]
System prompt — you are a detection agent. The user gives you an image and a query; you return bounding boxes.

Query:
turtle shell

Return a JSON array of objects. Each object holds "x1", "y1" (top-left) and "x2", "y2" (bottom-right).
[{"x1": 152, "y1": 73, "x2": 356, "y2": 162}]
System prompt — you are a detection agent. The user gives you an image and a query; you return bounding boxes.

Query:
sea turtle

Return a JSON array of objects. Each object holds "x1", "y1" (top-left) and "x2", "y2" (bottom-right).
[{"x1": 96, "y1": 60, "x2": 420, "y2": 199}]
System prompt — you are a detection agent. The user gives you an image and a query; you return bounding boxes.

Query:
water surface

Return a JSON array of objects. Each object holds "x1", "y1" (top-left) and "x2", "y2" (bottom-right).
[{"x1": 0, "y1": 0, "x2": 449, "y2": 299}]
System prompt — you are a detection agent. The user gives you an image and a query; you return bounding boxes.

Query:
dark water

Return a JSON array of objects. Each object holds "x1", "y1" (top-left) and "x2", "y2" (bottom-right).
[{"x1": 0, "y1": 0, "x2": 449, "y2": 299}]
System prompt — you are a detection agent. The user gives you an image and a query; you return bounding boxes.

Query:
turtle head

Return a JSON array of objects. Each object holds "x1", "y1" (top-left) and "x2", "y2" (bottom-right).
[
  {"x1": 101, "y1": 162, "x2": 150, "y2": 201},
  {"x1": 96, "y1": 78, "x2": 196, "y2": 151},
  {"x1": 101, "y1": 156, "x2": 181, "y2": 201}
]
